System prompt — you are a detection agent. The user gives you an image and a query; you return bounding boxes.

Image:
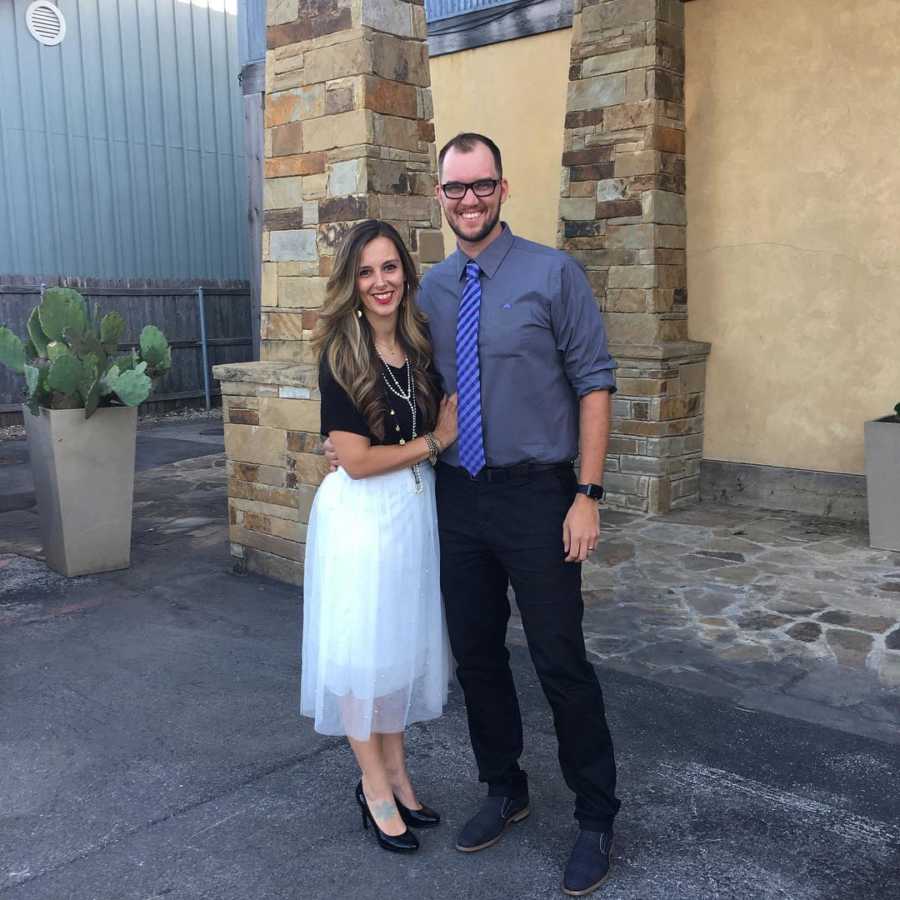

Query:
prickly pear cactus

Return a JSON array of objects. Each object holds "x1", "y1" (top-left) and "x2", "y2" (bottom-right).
[
  {"x1": 47, "y1": 354, "x2": 83, "y2": 397},
  {"x1": 110, "y1": 367, "x2": 152, "y2": 407},
  {"x1": 0, "y1": 326, "x2": 26, "y2": 375},
  {"x1": 100, "y1": 312, "x2": 125, "y2": 349},
  {"x1": 27, "y1": 308, "x2": 49, "y2": 357},
  {"x1": 38, "y1": 288, "x2": 88, "y2": 342},
  {"x1": 139, "y1": 325, "x2": 171, "y2": 376},
  {"x1": 0, "y1": 287, "x2": 170, "y2": 417}
]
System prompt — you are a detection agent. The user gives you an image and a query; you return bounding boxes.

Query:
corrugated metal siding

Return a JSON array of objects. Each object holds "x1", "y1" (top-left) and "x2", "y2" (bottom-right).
[
  {"x1": 425, "y1": 0, "x2": 518, "y2": 21},
  {"x1": 0, "y1": 0, "x2": 248, "y2": 281},
  {"x1": 237, "y1": 0, "x2": 265, "y2": 67}
]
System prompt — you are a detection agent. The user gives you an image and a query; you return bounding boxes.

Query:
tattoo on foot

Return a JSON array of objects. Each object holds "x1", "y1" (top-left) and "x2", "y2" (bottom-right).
[{"x1": 370, "y1": 799, "x2": 398, "y2": 821}]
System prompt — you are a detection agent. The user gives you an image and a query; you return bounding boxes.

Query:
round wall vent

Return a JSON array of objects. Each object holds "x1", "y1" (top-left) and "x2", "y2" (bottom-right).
[{"x1": 26, "y1": 2, "x2": 66, "y2": 47}]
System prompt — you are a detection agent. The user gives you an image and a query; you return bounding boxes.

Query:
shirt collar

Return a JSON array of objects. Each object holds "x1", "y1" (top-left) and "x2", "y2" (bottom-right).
[{"x1": 454, "y1": 222, "x2": 515, "y2": 281}]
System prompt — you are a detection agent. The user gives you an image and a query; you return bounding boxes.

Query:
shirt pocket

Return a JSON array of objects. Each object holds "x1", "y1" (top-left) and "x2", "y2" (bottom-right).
[{"x1": 481, "y1": 290, "x2": 551, "y2": 360}]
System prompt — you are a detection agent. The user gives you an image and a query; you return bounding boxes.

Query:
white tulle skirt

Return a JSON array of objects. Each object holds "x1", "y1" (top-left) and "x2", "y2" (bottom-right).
[{"x1": 300, "y1": 464, "x2": 450, "y2": 741}]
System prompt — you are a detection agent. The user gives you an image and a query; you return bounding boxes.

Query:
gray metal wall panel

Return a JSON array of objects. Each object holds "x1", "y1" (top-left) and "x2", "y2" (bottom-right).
[
  {"x1": 0, "y1": 0, "x2": 248, "y2": 282},
  {"x1": 425, "y1": 0, "x2": 518, "y2": 21}
]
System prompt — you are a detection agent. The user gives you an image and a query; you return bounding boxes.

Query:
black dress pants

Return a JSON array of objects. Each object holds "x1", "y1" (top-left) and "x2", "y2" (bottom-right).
[{"x1": 436, "y1": 462, "x2": 621, "y2": 832}]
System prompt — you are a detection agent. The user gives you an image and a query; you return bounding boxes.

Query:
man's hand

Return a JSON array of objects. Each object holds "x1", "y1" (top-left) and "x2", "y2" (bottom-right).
[
  {"x1": 563, "y1": 494, "x2": 600, "y2": 563},
  {"x1": 322, "y1": 436, "x2": 339, "y2": 471}
]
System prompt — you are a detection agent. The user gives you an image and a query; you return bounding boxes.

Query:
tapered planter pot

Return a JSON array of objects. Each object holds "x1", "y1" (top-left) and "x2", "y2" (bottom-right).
[
  {"x1": 864, "y1": 416, "x2": 900, "y2": 552},
  {"x1": 24, "y1": 405, "x2": 139, "y2": 576}
]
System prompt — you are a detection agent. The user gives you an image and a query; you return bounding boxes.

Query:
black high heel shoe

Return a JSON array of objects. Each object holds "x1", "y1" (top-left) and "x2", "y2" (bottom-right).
[
  {"x1": 355, "y1": 781, "x2": 419, "y2": 853},
  {"x1": 394, "y1": 794, "x2": 441, "y2": 829}
]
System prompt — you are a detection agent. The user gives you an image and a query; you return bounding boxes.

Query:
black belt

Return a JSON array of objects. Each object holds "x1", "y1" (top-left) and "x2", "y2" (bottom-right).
[{"x1": 439, "y1": 460, "x2": 574, "y2": 484}]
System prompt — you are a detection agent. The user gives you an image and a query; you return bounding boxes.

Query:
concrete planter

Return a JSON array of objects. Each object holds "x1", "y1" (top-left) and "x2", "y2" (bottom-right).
[
  {"x1": 23, "y1": 405, "x2": 138, "y2": 576},
  {"x1": 864, "y1": 416, "x2": 900, "y2": 552}
]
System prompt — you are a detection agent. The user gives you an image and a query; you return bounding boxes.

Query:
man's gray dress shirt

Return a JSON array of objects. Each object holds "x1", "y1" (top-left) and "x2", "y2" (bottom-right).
[{"x1": 417, "y1": 224, "x2": 617, "y2": 468}]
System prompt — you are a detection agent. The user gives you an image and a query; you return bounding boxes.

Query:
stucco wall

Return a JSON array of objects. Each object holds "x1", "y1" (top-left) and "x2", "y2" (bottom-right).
[
  {"x1": 685, "y1": 0, "x2": 900, "y2": 475},
  {"x1": 429, "y1": 29, "x2": 571, "y2": 251}
]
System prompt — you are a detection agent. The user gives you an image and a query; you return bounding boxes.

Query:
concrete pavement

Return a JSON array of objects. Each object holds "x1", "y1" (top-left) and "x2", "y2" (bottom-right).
[{"x1": 1, "y1": 420, "x2": 898, "y2": 899}]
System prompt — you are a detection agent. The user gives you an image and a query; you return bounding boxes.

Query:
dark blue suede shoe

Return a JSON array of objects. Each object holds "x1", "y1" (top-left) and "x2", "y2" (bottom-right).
[
  {"x1": 455, "y1": 794, "x2": 530, "y2": 852},
  {"x1": 562, "y1": 829, "x2": 614, "y2": 896}
]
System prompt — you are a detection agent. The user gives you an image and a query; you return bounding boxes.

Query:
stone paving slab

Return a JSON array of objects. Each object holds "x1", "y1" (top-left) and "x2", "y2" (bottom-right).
[{"x1": 504, "y1": 504, "x2": 900, "y2": 745}]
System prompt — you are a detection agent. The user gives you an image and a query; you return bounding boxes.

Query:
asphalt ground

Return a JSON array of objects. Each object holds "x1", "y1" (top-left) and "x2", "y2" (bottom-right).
[{"x1": 1, "y1": 424, "x2": 899, "y2": 899}]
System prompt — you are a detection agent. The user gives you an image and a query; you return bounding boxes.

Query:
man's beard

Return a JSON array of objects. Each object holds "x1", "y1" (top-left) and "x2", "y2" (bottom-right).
[{"x1": 447, "y1": 205, "x2": 501, "y2": 245}]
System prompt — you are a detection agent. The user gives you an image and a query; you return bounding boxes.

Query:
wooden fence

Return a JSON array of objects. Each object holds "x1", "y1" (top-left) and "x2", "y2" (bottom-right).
[{"x1": 0, "y1": 278, "x2": 253, "y2": 424}]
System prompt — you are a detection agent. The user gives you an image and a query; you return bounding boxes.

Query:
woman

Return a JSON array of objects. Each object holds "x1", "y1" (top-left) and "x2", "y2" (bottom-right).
[{"x1": 300, "y1": 220, "x2": 458, "y2": 854}]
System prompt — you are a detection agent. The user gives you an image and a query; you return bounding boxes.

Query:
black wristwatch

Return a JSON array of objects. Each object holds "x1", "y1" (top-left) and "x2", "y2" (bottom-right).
[{"x1": 576, "y1": 483, "x2": 605, "y2": 501}]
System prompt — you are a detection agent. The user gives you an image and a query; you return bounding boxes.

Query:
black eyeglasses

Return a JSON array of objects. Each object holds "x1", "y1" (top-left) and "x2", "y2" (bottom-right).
[{"x1": 440, "y1": 179, "x2": 500, "y2": 200}]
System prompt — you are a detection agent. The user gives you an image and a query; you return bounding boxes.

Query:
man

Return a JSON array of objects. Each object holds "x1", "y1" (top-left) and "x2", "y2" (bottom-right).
[{"x1": 419, "y1": 133, "x2": 621, "y2": 896}]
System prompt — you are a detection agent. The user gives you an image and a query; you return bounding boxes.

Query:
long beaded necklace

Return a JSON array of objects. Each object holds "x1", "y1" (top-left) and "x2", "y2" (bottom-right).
[{"x1": 375, "y1": 349, "x2": 423, "y2": 493}]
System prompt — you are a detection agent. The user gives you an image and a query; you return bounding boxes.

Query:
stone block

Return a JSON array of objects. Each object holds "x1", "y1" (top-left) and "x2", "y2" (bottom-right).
[
  {"x1": 559, "y1": 198, "x2": 597, "y2": 221},
  {"x1": 287, "y1": 431, "x2": 324, "y2": 453},
  {"x1": 303, "y1": 200, "x2": 319, "y2": 224},
  {"x1": 605, "y1": 311, "x2": 661, "y2": 344},
  {"x1": 230, "y1": 523, "x2": 303, "y2": 561},
  {"x1": 264, "y1": 208, "x2": 304, "y2": 231},
  {"x1": 608, "y1": 266, "x2": 656, "y2": 289},
  {"x1": 265, "y1": 152, "x2": 326, "y2": 178},
  {"x1": 227, "y1": 408, "x2": 260, "y2": 426},
  {"x1": 271, "y1": 121, "x2": 303, "y2": 157},
  {"x1": 328, "y1": 157, "x2": 366, "y2": 195},
  {"x1": 372, "y1": 112, "x2": 423, "y2": 153},
  {"x1": 303, "y1": 109, "x2": 371, "y2": 152},
  {"x1": 363, "y1": 75, "x2": 418, "y2": 119},
  {"x1": 417, "y1": 230, "x2": 445, "y2": 263},
  {"x1": 581, "y1": 46, "x2": 656, "y2": 77},
  {"x1": 370, "y1": 32, "x2": 430, "y2": 86},
  {"x1": 614, "y1": 150, "x2": 659, "y2": 177},
  {"x1": 376, "y1": 194, "x2": 434, "y2": 221},
  {"x1": 278, "y1": 276, "x2": 328, "y2": 308},
  {"x1": 607, "y1": 223, "x2": 654, "y2": 249},
  {"x1": 318, "y1": 195, "x2": 370, "y2": 222},
  {"x1": 230, "y1": 496, "x2": 303, "y2": 523},
  {"x1": 229, "y1": 462, "x2": 285, "y2": 488},
  {"x1": 603, "y1": 294, "x2": 647, "y2": 312},
  {"x1": 642, "y1": 190, "x2": 685, "y2": 225},
  {"x1": 257, "y1": 396, "x2": 321, "y2": 432},
  {"x1": 242, "y1": 547, "x2": 303, "y2": 586},
  {"x1": 648, "y1": 125, "x2": 685, "y2": 154},
  {"x1": 303, "y1": 37, "x2": 373, "y2": 84},
  {"x1": 597, "y1": 178, "x2": 629, "y2": 201},
  {"x1": 288, "y1": 450, "x2": 331, "y2": 485},
  {"x1": 224, "y1": 424, "x2": 286, "y2": 468},
  {"x1": 303, "y1": 172, "x2": 328, "y2": 198},
  {"x1": 270, "y1": 229, "x2": 318, "y2": 262},
  {"x1": 597, "y1": 199, "x2": 642, "y2": 219},
  {"x1": 242, "y1": 511, "x2": 306, "y2": 543},
  {"x1": 656, "y1": 224, "x2": 686, "y2": 248},
  {"x1": 567, "y1": 73, "x2": 627, "y2": 112},
  {"x1": 582, "y1": 0, "x2": 658, "y2": 32},
  {"x1": 262, "y1": 311, "x2": 305, "y2": 340},
  {"x1": 604, "y1": 100, "x2": 658, "y2": 131},
  {"x1": 266, "y1": 85, "x2": 325, "y2": 128},
  {"x1": 360, "y1": 0, "x2": 414, "y2": 38},
  {"x1": 680, "y1": 362, "x2": 707, "y2": 394},
  {"x1": 265, "y1": 175, "x2": 304, "y2": 210},
  {"x1": 268, "y1": 0, "x2": 299, "y2": 27},
  {"x1": 267, "y1": 6, "x2": 354, "y2": 52}
]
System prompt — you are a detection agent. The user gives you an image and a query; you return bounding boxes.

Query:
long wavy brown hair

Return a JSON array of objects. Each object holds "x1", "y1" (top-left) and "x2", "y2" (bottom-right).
[{"x1": 312, "y1": 220, "x2": 438, "y2": 440}]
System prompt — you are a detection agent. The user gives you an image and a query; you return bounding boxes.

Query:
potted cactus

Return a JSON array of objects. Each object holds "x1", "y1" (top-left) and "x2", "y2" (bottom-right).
[
  {"x1": 864, "y1": 402, "x2": 900, "y2": 552},
  {"x1": 0, "y1": 287, "x2": 171, "y2": 575}
]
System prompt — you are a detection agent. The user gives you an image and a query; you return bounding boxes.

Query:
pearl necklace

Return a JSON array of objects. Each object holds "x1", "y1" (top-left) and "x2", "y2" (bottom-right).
[{"x1": 375, "y1": 350, "x2": 423, "y2": 494}]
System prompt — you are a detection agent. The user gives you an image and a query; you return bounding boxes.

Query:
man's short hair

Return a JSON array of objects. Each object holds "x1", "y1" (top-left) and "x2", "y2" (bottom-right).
[{"x1": 438, "y1": 132, "x2": 503, "y2": 180}]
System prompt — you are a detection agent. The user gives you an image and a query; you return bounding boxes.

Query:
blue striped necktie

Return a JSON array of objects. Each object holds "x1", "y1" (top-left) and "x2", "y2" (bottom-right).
[{"x1": 456, "y1": 260, "x2": 486, "y2": 477}]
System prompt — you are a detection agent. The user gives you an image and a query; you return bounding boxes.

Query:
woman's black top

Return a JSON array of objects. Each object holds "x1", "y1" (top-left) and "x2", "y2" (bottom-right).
[{"x1": 319, "y1": 355, "x2": 439, "y2": 445}]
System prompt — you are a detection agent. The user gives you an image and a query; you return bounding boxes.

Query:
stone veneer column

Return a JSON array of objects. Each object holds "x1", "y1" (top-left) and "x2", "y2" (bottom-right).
[
  {"x1": 559, "y1": 0, "x2": 710, "y2": 514},
  {"x1": 213, "y1": 0, "x2": 443, "y2": 584}
]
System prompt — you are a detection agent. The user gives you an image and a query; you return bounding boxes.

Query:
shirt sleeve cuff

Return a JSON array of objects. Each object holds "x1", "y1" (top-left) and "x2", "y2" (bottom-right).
[{"x1": 573, "y1": 371, "x2": 617, "y2": 397}]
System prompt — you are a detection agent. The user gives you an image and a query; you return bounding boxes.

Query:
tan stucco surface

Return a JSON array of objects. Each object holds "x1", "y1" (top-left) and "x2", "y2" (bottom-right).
[
  {"x1": 685, "y1": 0, "x2": 900, "y2": 475},
  {"x1": 429, "y1": 29, "x2": 571, "y2": 251}
]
